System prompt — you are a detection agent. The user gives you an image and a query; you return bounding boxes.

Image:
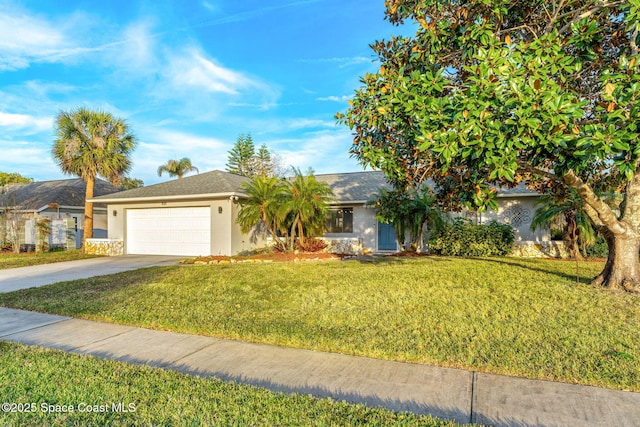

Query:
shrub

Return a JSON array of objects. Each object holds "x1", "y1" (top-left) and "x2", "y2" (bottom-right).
[
  {"x1": 295, "y1": 237, "x2": 328, "y2": 253},
  {"x1": 585, "y1": 235, "x2": 609, "y2": 258},
  {"x1": 272, "y1": 241, "x2": 288, "y2": 253},
  {"x1": 430, "y1": 218, "x2": 515, "y2": 256}
]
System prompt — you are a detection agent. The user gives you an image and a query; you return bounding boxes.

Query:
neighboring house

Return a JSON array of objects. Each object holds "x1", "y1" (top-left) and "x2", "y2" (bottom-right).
[
  {"x1": 0, "y1": 178, "x2": 118, "y2": 249},
  {"x1": 90, "y1": 169, "x2": 549, "y2": 257}
]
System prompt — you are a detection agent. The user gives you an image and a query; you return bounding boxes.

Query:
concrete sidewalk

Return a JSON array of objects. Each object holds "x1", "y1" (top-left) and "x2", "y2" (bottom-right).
[
  {"x1": 1, "y1": 307, "x2": 638, "y2": 426},
  {"x1": 0, "y1": 255, "x2": 182, "y2": 293}
]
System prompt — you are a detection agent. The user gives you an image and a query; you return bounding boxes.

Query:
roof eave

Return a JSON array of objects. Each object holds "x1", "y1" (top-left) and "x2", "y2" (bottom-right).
[
  {"x1": 89, "y1": 192, "x2": 248, "y2": 204},
  {"x1": 496, "y1": 193, "x2": 539, "y2": 198},
  {"x1": 36, "y1": 205, "x2": 107, "y2": 212}
]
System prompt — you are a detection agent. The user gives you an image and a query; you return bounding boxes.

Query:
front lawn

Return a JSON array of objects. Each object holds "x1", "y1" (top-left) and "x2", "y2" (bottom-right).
[
  {"x1": 0, "y1": 342, "x2": 460, "y2": 426},
  {"x1": 0, "y1": 249, "x2": 100, "y2": 270},
  {"x1": 1, "y1": 256, "x2": 638, "y2": 391}
]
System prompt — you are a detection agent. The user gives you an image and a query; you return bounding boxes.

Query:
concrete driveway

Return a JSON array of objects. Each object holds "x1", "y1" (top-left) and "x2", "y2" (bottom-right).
[{"x1": 0, "y1": 255, "x2": 183, "y2": 293}]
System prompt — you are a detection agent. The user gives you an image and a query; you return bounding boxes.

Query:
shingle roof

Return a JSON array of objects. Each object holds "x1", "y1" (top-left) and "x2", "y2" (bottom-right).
[
  {"x1": 314, "y1": 171, "x2": 539, "y2": 202},
  {"x1": 91, "y1": 170, "x2": 250, "y2": 203},
  {"x1": 315, "y1": 171, "x2": 391, "y2": 203},
  {"x1": 0, "y1": 178, "x2": 119, "y2": 211},
  {"x1": 89, "y1": 169, "x2": 537, "y2": 205}
]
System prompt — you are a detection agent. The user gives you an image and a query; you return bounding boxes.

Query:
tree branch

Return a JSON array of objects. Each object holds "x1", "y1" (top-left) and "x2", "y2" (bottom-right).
[
  {"x1": 558, "y1": 1, "x2": 625, "y2": 36},
  {"x1": 582, "y1": 202, "x2": 605, "y2": 228},
  {"x1": 631, "y1": 26, "x2": 639, "y2": 57},
  {"x1": 563, "y1": 169, "x2": 626, "y2": 234},
  {"x1": 516, "y1": 160, "x2": 562, "y2": 183},
  {"x1": 622, "y1": 167, "x2": 640, "y2": 225},
  {"x1": 545, "y1": 0, "x2": 568, "y2": 33}
]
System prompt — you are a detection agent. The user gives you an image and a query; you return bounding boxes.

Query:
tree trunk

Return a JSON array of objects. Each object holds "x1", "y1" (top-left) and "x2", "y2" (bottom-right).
[
  {"x1": 563, "y1": 169, "x2": 640, "y2": 292},
  {"x1": 565, "y1": 212, "x2": 584, "y2": 261},
  {"x1": 592, "y1": 228, "x2": 640, "y2": 292},
  {"x1": 82, "y1": 175, "x2": 95, "y2": 249}
]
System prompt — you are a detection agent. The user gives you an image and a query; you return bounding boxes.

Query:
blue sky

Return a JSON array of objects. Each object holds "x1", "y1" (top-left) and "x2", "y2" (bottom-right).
[{"x1": 0, "y1": 0, "x2": 410, "y2": 185}]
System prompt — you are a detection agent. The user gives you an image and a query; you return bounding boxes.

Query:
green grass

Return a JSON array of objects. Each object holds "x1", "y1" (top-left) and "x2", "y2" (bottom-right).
[
  {"x1": 0, "y1": 249, "x2": 100, "y2": 269},
  {"x1": 1, "y1": 257, "x2": 639, "y2": 391},
  {"x1": 0, "y1": 342, "x2": 463, "y2": 427}
]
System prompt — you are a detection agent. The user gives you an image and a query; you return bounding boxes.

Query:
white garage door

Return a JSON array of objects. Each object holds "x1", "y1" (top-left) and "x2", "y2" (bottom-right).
[{"x1": 126, "y1": 207, "x2": 211, "y2": 256}]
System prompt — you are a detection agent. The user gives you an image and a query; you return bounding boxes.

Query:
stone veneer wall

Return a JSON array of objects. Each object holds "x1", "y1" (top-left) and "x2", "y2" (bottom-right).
[
  {"x1": 85, "y1": 238, "x2": 124, "y2": 256},
  {"x1": 509, "y1": 241, "x2": 570, "y2": 258},
  {"x1": 320, "y1": 237, "x2": 365, "y2": 255}
]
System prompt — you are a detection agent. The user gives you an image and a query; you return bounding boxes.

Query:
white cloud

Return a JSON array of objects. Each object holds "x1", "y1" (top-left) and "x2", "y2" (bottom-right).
[
  {"x1": 143, "y1": 129, "x2": 228, "y2": 151},
  {"x1": 298, "y1": 56, "x2": 372, "y2": 68},
  {"x1": 166, "y1": 47, "x2": 262, "y2": 95},
  {"x1": 201, "y1": 1, "x2": 218, "y2": 13},
  {"x1": 114, "y1": 20, "x2": 159, "y2": 71},
  {"x1": 0, "y1": 5, "x2": 100, "y2": 70},
  {"x1": 0, "y1": 112, "x2": 52, "y2": 132},
  {"x1": 128, "y1": 129, "x2": 231, "y2": 184},
  {"x1": 0, "y1": 141, "x2": 55, "y2": 177},
  {"x1": 269, "y1": 128, "x2": 361, "y2": 174},
  {"x1": 316, "y1": 95, "x2": 351, "y2": 103}
]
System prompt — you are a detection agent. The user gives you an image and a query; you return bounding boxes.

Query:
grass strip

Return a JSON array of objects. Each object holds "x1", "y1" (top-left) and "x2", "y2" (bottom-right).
[
  {"x1": 0, "y1": 250, "x2": 100, "y2": 270},
  {"x1": 0, "y1": 341, "x2": 466, "y2": 426}
]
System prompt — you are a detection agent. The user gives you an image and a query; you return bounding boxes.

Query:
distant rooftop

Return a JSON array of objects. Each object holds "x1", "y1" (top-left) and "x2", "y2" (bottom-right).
[{"x1": 0, "y1": 178, "x2": 118, "y2": 211}]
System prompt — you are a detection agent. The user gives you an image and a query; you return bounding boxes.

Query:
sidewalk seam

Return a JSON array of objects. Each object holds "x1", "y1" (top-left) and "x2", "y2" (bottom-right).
[
  {"x1": 469, "y1": 371, "x2": 477, "y2": 425},
  {"x1": 165, "y1": 342, "x2": 218, "y2": 367},
  {"x1": 70, "y1": 327, "x2": 142, "y2": 352},
  {"x1": 0, "y1": 317, "x2": 71, "y2": 339}
]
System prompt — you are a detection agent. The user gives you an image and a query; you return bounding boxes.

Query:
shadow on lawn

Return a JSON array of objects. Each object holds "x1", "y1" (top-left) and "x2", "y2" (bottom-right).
[
  {"x1": 477, "y1": 257, "x2": 596, "y2": 285},
  {"x1": 344, "y1": 254, "x2": 453, "y2": 264},
  {"x1": 347, "y1": 254, "x2": 597, "y2": 285},
  {"x1": 0, "y1": 266, "x2": 177, "y2": 316}
]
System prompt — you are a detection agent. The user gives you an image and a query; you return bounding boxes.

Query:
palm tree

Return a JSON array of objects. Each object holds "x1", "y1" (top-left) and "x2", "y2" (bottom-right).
[
  {"x1": 236, "y1": 175, "x2": 287, "y2": 242},
  {"x1": 530, "y1": 189, "x2": 596, "y2": 260},
  {"x1": 157, "y1": 158, "x2": 199, "y2": 179},
  {"x1": 52, "y1": 108, "x2": 136, "y2": 246},
  {"x1": 281, "y1": 168, "x2": 334, "y2": 247}
]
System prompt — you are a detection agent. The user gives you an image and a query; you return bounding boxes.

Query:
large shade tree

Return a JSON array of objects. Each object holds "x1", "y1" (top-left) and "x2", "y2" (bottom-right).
[
  {"x1": 340, "y1": 0, "x2": 640, "y2": 291},
  {"x1": 52, "y1": 108, "x2": 136, "y2": 246}
]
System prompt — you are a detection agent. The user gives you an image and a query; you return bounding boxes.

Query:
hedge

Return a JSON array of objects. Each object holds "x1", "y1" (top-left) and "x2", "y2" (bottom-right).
[{"x1": 430, "y1": 218, "x2": 515, "y2": 257}]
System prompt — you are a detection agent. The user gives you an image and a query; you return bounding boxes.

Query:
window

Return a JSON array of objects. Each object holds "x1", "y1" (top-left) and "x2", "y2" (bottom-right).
[{"x1": 326, "y1": 208, "x2": 353, "y2": 233}]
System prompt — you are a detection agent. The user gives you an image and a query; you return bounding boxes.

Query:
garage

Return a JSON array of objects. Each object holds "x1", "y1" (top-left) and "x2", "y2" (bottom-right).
[{"x1": 126, "y1": 207, "x2": 211, "y2": 256}]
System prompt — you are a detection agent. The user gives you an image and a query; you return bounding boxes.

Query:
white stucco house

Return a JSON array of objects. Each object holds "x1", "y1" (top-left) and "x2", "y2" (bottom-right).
[
  {"x1": 90, "y1": 171, "x2": 257, "y2": 256},
  {"x1": 89, "y1": 169, "x2": 551, "y2": 257},
  {"x1": 315, "y1": 171, "x2": 548, "y2": 253}
]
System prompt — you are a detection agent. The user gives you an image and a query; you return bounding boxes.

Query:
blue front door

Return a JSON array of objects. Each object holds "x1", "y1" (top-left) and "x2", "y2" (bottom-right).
[{"x1": 377, "y1": 221, "x2": 397, "y2": 251}]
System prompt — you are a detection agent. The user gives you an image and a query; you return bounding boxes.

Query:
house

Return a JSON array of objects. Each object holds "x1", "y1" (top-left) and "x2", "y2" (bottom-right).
[
  {"x1": 89, "y1": 170, "x2": 256, "y2": 256},
  {"x1": 90, "y1": 169, "x2": 553, "y2": 257},
  {"x1": 316, "y1": 171, "x2": 549, "y2": 254},
  {"x1": 0, "y1": 178, "x2": 118, "y2": 250}
]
